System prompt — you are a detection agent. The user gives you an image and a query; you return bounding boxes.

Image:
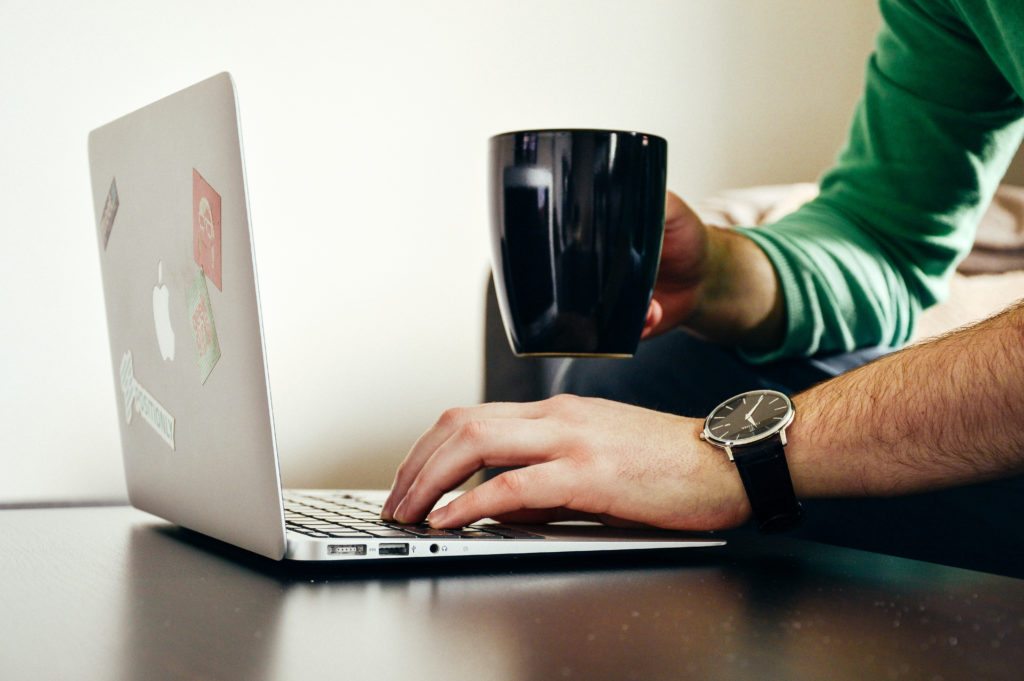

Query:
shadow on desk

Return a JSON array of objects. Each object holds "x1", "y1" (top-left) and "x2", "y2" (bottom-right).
[{"x1": 122, "y1": 520, "x2": 1024, "y2": 681}]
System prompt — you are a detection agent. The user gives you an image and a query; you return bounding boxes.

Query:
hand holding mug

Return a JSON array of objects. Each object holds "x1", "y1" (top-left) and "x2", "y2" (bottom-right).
[{"x1": 640, "y1": 190, "x2": 713, "y2": 340}]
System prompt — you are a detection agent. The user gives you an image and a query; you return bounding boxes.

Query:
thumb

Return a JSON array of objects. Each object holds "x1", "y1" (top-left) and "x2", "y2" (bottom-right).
[{"x1": 640, "y1": 299, "x2": 664, "y2": 339}]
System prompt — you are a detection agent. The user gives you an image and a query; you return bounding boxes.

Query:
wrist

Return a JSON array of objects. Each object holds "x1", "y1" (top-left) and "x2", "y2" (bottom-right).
[
  {"x1": 681, "y1": 225, "x2": 730, "y2": 332},
  {"x1": 684, "y1": 228, "x2": 785, "y2": 351},
  {"x1": 699, "y1": 390, "x2": 803, "y2": 532},
  {"x1": 690, "y1": 419, "x2": 753, "y2": 528},
  {"x1": 781, "y1": 394, "x2": 815, "y2": 498}
]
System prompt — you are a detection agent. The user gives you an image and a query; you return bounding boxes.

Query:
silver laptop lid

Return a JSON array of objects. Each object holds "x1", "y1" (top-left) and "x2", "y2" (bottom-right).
[{"x1": 88, "y1": 73, "x2": 286, "y2": 559}]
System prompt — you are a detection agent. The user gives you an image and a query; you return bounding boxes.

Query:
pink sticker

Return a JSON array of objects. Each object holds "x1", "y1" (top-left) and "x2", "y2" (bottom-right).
[{"x1": 192, "y1": 169, "x2": 222, "y2": 290}]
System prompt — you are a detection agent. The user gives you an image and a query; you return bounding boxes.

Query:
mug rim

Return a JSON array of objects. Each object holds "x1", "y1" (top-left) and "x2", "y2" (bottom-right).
[{"x1": 489, "y1": 128, "x2": 666, "y2": 144}]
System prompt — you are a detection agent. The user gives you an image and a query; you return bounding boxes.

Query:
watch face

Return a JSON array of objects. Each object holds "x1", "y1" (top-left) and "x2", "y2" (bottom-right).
[{"x1": 704, "y1": 389, "x2": 794, "y2": 446}]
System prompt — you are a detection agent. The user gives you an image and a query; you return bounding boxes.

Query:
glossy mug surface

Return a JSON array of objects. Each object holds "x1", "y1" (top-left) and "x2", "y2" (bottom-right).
[{"x1": 489, "y1": 129, "x2": 668, "y2": 357}]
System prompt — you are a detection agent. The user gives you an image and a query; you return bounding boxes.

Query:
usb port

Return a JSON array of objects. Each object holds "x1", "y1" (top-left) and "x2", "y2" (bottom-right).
[
  {"x1": 378, "y1": 543, "x2": 409, "y2": 556},
  {"x1": 328, "y1": 544, "x2": 367, "y2": 556}
]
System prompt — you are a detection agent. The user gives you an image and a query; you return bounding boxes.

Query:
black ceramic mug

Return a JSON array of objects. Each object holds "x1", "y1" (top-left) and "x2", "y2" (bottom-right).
[{"x1": 489, "y1": 129, "x2": 668, "y2": 357}]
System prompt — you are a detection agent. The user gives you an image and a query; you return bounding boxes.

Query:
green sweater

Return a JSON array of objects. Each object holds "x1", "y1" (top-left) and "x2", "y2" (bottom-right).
[{"x1": 740, "y1": 0, "x2": 1024, "y2": 362}]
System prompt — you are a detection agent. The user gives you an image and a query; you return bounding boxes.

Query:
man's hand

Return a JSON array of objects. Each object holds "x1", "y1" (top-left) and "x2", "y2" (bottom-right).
[
  {"x1": 380, "y1": 395, "x2": 750, "y2": 531},
  {"x1": 376, "y1": 191, "x2": 788, "y2": 531},
  {"x1": 640, "y1": 191, "x2": 711, "y2": 339},
  {"x1": 642, "y1": 191, "x2": 786, "y2": 351}
]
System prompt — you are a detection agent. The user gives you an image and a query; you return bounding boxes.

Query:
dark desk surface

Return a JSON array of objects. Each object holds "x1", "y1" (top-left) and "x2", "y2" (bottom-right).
[{"x1": 2, "y1": 506, "x2": 1023, "y2": 681}]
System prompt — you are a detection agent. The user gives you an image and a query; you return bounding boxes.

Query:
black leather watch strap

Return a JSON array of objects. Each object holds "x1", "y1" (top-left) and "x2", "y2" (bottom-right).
[{"x1": 733, "y1": 437, "x2": 803, "y2": 533}]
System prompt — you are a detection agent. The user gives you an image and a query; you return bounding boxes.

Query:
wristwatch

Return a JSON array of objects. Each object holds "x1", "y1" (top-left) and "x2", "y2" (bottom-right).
[{"x1": 700, "y1": 389, "x2": 803, "y2": 532}]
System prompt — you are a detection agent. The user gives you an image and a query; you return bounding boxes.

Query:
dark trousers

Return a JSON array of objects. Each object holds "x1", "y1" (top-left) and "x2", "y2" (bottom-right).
[{"x1": 547, "y1": 330, "x2": 1024, "y2": 578}]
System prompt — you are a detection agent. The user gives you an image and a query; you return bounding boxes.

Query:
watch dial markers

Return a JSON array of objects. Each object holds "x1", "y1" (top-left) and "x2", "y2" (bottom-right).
[{"x1": 705, "y1": 390, "x2": 792, "y2": 442}]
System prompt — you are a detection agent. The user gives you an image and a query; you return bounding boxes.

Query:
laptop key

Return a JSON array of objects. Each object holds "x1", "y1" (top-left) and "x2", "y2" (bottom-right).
[{"x1": 368, "y1": 529, "x2": 416, "y2": 538}]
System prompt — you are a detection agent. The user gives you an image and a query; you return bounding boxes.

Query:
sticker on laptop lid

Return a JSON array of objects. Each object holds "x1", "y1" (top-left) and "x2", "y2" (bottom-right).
[
  {"x1": 119, "y1": 351, "x2": 136, "y2": 423},
  {"x1": 186, "y1": 269, "x2": 222, "y2": 384},
  {"x1": 119, "y1": 351, "x2": 176, "y2": 450},
  {"x1": 99, "y1": 177, "x2": 120, "y2": 249},
  {"x1": 192, "y1": 169, "x2": 222, "y2": 290}
]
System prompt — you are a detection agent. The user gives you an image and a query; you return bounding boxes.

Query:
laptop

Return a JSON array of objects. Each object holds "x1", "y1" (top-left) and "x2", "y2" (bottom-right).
[{"x1": 87, "y1": 72, "x2": 724, "y2": 562}]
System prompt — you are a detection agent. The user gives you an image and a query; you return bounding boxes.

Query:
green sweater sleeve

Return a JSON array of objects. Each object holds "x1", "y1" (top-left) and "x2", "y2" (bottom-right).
[{"x1": 739, "y1": 0, "x2": 1024, "y2": 363}]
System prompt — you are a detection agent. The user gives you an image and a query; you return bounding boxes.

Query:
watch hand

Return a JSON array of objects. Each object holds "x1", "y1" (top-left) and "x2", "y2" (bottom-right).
[{"x1": 745, "y1": 395, "x2": 764, "y2": 420}]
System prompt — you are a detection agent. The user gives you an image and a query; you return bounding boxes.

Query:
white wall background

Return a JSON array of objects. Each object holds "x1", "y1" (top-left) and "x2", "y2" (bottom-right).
[{"x1": 0, "y1": 0, "x2": 879, "y2": 503}]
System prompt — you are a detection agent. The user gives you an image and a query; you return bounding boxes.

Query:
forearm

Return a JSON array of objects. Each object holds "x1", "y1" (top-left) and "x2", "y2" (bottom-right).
[{"x1": 787, "y1": 301, "x2": 1024, "y2": 498}]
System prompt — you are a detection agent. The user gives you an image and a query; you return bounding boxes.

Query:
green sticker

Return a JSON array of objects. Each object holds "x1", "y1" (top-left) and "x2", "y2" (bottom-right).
[{"x1": 186, "y1": 270, "x2": 222, "y2": 384}]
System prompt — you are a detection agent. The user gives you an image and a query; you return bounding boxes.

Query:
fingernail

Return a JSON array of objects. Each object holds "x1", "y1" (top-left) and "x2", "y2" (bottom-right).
[
  {"x1": 427, "y1": 508, "x2": 447, "y2": 528},
  {"x1": 393, "y1": 500, "x2": 408, "y2": 523},
  {"x1": 380, "y1": 498, "x2": 394, "y2": 520}
]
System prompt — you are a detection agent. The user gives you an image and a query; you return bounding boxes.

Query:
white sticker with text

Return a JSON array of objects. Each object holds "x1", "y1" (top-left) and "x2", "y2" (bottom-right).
[{"x1": 120, "y1": 351, "x2": 175, "y2": 450}]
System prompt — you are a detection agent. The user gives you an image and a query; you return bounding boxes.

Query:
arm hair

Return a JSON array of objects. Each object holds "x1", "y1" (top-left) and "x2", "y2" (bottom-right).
[{"x1": 787, "y1": 300, "x2": 1024, "y2": 497}]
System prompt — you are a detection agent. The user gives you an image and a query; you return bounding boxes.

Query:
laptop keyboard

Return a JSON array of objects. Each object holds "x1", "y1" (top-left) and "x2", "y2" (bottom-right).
[{"x1": 283, "y1": 491, "x2": 543, "y2": 539}]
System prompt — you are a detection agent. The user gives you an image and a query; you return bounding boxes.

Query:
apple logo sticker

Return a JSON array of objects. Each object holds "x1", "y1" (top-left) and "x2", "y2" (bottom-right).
[{"x1": 153, "y1": 261, "x2": 175, "y2": 361}]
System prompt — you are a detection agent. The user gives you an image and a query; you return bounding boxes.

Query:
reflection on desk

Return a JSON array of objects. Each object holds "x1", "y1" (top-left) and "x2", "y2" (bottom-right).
[{"x1": 2, "y1": 506, "x2": 1023, "y2": 681}]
